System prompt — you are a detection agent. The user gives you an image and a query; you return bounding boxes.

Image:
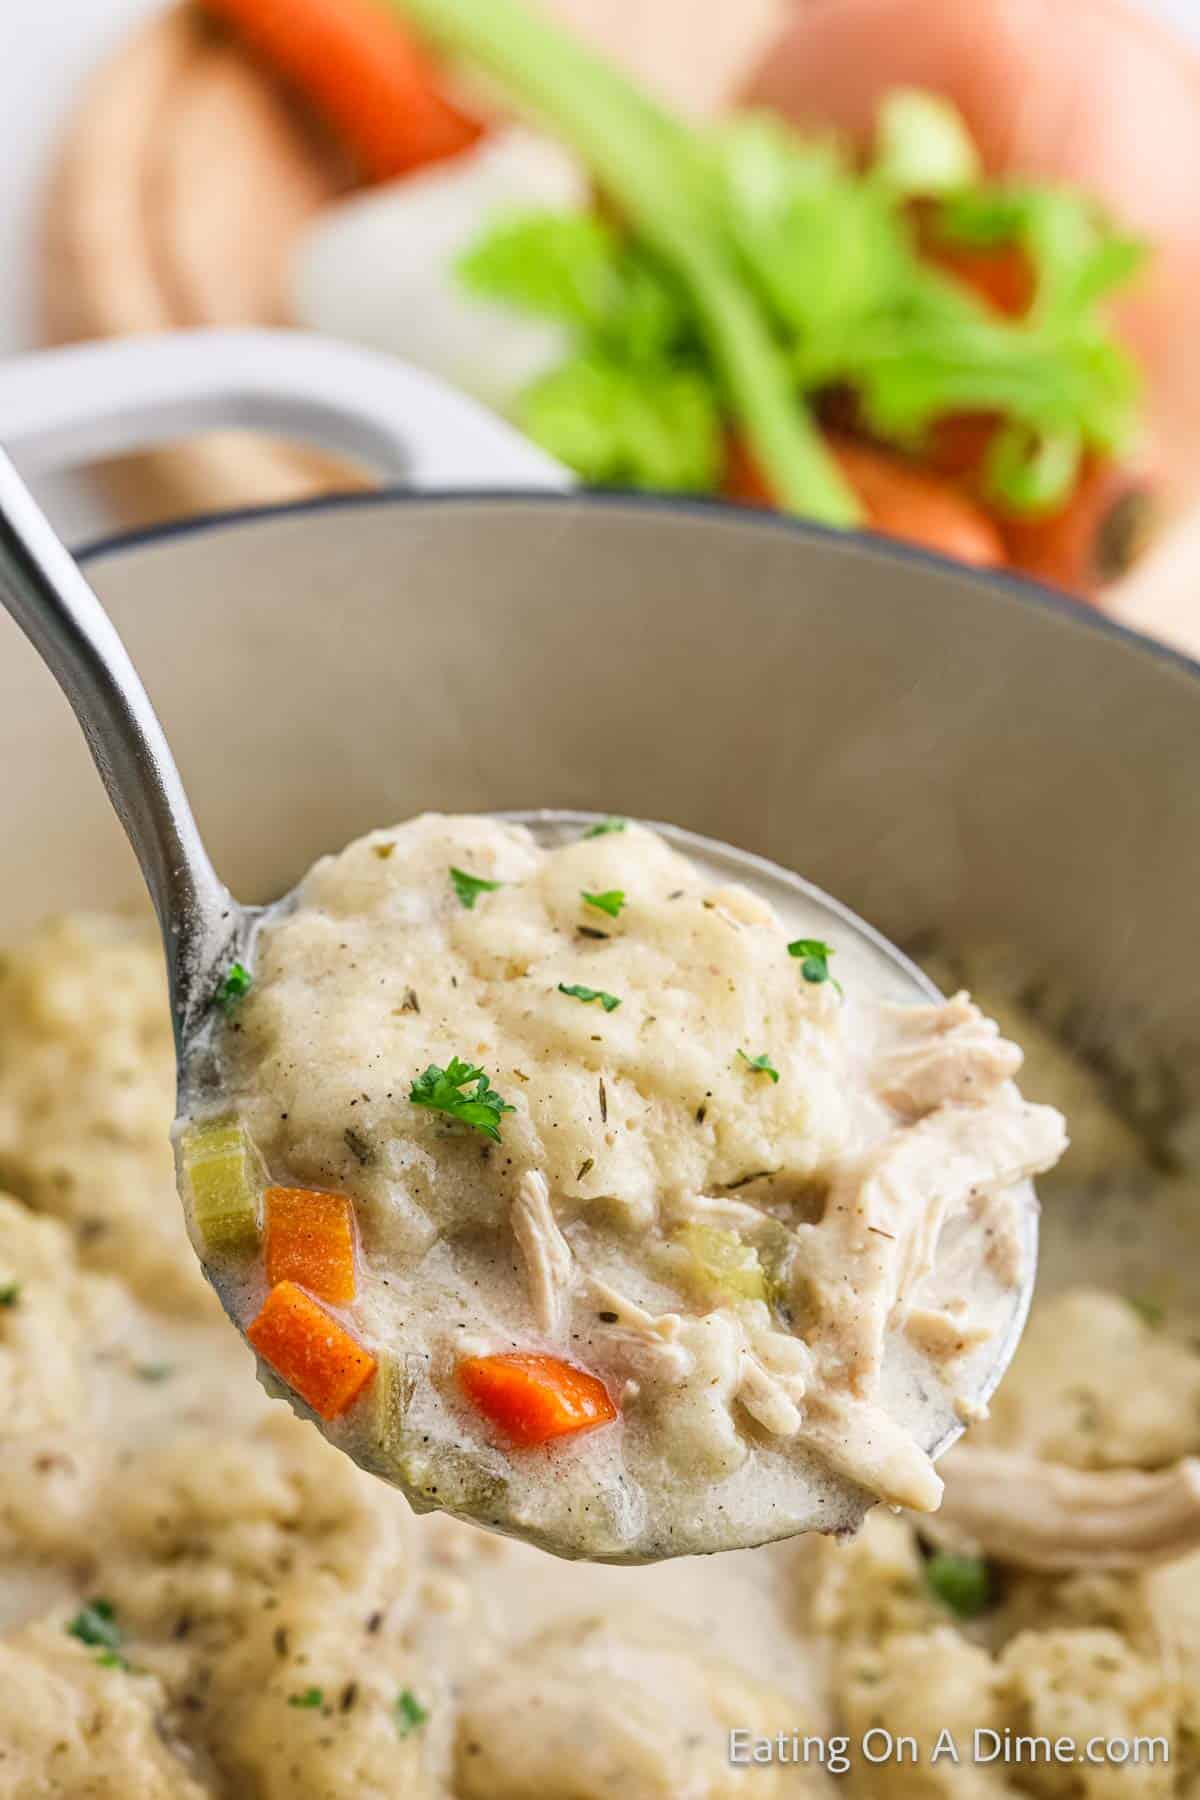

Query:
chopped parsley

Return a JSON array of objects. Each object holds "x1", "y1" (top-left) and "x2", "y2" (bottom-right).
[
  {"x1": 583, "y1": 816, "x2": 628, "y2": 838},
  {"x1": 94, "y1": 1649, "x2": 131, "y2": 1671},
  {"x1": 925, "y1": 1551, "x2": 992, "y2": 1619},
  {"x1": 394, "y1": 1688, "x2": 430, "y2": 1737},
  {"x1": 558, "y1": 982, "x2": 621, "y2": 1013},
  {"x1": 449, "y1": 866, "x2": 503, "y2": 910},
  {"x1": 581, "y1": 889, "x2": 626, "y2": 919},
  {"x1": 67, "y1": 1599, "x2": 122, "y2": 1652},
  {"x1": 217, "y1": 960, "x2": 252, "y2": 1011},
  {"x1": 788, "y1": 938, "x2": 836, "y2": 984},
  {"x1": 738, "y1": 1050, "x2": 780, "y2": 1083},
  {"x1": 0, "y1": 1283, "x2": 20, "y2": 1308},
  {"x1": 409, "y1": 1059, "x2": 516, "y2": 1143},
  {"x1": 288, "y1": 1687, "x2": 325, "y2": 1710},
  {"x1": 1128, "y1": 1294, "x2": 1165, "y2": 1329}
]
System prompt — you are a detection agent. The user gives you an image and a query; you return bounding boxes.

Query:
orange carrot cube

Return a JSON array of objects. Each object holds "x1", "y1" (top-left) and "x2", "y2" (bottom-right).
[
  {"x1": 265, "y1": 1186, "x2": 358, "y2": 1305},
  {"x1": 247, "y1": 1281, "x2": 376, "y2": 1419},
  {"x1": 458, "y1": 1352, "x2": 617, "y2": 1447}
]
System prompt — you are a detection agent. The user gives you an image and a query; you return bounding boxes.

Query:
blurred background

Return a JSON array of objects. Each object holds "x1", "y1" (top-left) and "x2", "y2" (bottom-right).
[{"x1": 4, "y1": 0, "x2": 1200, "y2": 644}]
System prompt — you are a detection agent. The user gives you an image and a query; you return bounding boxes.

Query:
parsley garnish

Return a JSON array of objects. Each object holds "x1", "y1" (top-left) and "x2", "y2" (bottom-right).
[
  {"x1": 409, "y1": 1059, "x2": 516, "y2": 1142},
  {"x1": 925, "y1": 1551, "x2": 992, "y2": 1619},
  {"x1": 288, "y1": 1687, "x2": 325, "y2": 1710},
  {"x1": 1128, "y1": 1295, "x2": 1165, "y2": 1329},
  {"x1": 394, "y1": 1688, "x2": 430, "y2": 1737},
  {"x1": 217, "y1": 961, "x2": 252, "y2": 1011},
  {"x1": 788, "y1": 938, "x2": 836, "y2": 985},
  {"x1": 558, "y1": 982, "x2": 621, "y2": 1013},
  {"x1": 449, "y1": 866, "x2": 503, "y2": 910},
  {"x1": 583, "y1": 817, "x2": 628, "y2": 838},
  {"x1": 581, "y1": 889, "x2": 626, "y2": 919},
  {"x1": 67, "y1": 1600, "x2": 122, "y2": 1652},
  {"x1": 0, "y1": 1283, "x2": 20, "y2": 1308},
  {"x1": 738, "y1": 1051, "x2": 780, "y2": 1084}
]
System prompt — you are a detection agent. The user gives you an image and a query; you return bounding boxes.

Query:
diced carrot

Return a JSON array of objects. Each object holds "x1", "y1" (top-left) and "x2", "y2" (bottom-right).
[
  {"x1": 265, "y1": 1186, "x2": 358, "y2": 1305},
  {"x1": 458, "y1": 1352, "x2": 617, "y2": 1447},
  {"x1": 247, "y1": 1281, "x2": 377, "y2": 1419},
  {"x1": 724, "y1": 431, "x2": 1006, "y2": 569},
  {"x1": 199, "y1": 0, "x2": 484, "y2": 183}
]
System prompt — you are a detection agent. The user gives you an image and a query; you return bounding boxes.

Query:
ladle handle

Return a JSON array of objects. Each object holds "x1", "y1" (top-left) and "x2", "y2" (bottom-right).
[{"x1": 0, "y1": 447, "x2": 232, "y2": 1037}]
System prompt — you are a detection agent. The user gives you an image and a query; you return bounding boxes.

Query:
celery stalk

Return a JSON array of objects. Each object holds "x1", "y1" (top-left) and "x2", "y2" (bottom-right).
[{"x1": 395, "y1": 0, "x2": 862, "y2": 525}]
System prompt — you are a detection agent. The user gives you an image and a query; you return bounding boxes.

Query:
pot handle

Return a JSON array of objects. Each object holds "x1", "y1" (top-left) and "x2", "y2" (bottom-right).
[{"x1": 0, "y1": 328, "x2": 570, "y2": 491}]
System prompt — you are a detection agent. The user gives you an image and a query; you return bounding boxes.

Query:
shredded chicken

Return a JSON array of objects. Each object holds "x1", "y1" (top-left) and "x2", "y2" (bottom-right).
[
  {"x1": 928, "y1": 1447, "x2": 1200, "y2": 1570},
  {"x1": 736, "y1": 1350, "x2": 804, "y2": 1436},
  {"x1": 796, "y1": 1088, "x2": 1067, "y2": 1396},
  {"x1": 585, "y1": 1278, "x2": 693, "y2": 1381},
  {"x1": 904, "y1": 1302, "x2": 993, "y2": 1362},
  {"x1": 874, "y1": 992, "x2": 1024, "y2": 1119},
  {"x1": 734, "y1": 1315, "x2": 813, "y2": 1438},
  {"x1": 803, "y1": 1394, "x2": 944, "y2": 1513},
  {"x1": 511, "y1": 1171, "x2": 574, "y2": 1336}
]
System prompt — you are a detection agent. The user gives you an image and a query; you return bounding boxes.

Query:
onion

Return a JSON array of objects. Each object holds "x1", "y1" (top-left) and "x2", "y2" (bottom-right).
[
  {"x1": 289, "y1": 129, "x2": 587, "y2": 412},
  {"x1": 743, "y1": 0, "x2": 1200, "y2": 504}
]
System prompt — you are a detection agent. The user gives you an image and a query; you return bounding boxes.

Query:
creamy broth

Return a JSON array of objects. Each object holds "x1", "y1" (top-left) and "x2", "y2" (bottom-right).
[
  {"x1": 1, "y1": 912, "x2": 1197, "y2": 1797},
  {"x1": 177, "y1": 814, "x2": 1061, "y2": 1561}
]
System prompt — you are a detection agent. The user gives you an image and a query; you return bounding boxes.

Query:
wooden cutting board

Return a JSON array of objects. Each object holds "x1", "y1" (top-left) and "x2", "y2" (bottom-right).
[{"x1": 44, "y1": 0, "x2": 786, "y2": 526}]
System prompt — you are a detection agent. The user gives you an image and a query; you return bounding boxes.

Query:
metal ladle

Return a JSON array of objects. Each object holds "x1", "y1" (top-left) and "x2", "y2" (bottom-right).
[{"x1": 0, "y1": 444, "x2": 1037, "y2": 1553}]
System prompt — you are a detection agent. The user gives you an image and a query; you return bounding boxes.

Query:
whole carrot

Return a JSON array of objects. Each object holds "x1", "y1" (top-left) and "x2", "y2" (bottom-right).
[
  {"x1": 1000, "y1": 457, "x2": 1160, "y2": 599},
  {"x1": 725, "y1": 432, "x2": 1006, "y2": 570},
  {"x1": 200, "y1": 0, "x2": 484, "y2": 182}
]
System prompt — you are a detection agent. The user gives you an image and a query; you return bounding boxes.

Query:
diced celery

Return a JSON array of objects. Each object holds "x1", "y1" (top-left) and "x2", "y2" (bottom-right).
[
  {"x1": 179, "y1": 1119, "x2": 261, "y2": 1258},
  {"x1": 673, "y1": 1223, "x2": 767, "y2": 1305},
  {"x1": 365, "y1": 1352, "x2": 507, "y2": 1512},
  {"x1": 365, "y1": 1350, "x2": 417, "y2": 1466}
]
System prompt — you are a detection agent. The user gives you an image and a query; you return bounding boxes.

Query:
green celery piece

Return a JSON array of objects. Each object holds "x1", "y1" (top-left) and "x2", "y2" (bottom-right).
[
  {"x1": 842, "y1": 269, "x2": 1142, "y2": 472},
  {"x1": 458, "y1": 210, "x2": 627, "y2": 330},
  {"x1": 395, "y1": 0, "x2": 860, "y2": 526},
  {"x1": 365, "y1": 1352, "x2": 508, "y2": 1511},
  {"x1": 179, "y1": 1120, "x2": 261, "y2": 1258},
  {"x1": 365, "y1": 1350, "x2": 416, "y2": 1472},
  {"x1": 873, "y1": 89, "x2": 981, "y2": 196},
  {"x1": 674, "y1": 1223, "x2": 766, "y2": 1304},
  {"x1": 518, "y1": 353, "x2": 721, "y2": 490},
  {"x1": 719, "y1": 118, "x2": 913, "y2": 351},
  {"x1": 459, "y1": 211, "x2": 692, "y2": 366}
]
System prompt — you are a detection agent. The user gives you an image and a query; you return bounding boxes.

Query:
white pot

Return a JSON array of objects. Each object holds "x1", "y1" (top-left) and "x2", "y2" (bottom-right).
[{"x1": 0, "y1": 329, "x2": 1196, "y2": 1096}]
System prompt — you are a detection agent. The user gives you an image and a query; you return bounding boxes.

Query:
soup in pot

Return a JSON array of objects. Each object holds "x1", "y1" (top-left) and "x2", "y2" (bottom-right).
[{"x1": 0, "y1": 912, "x2": 1197, "y2": 1793}]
